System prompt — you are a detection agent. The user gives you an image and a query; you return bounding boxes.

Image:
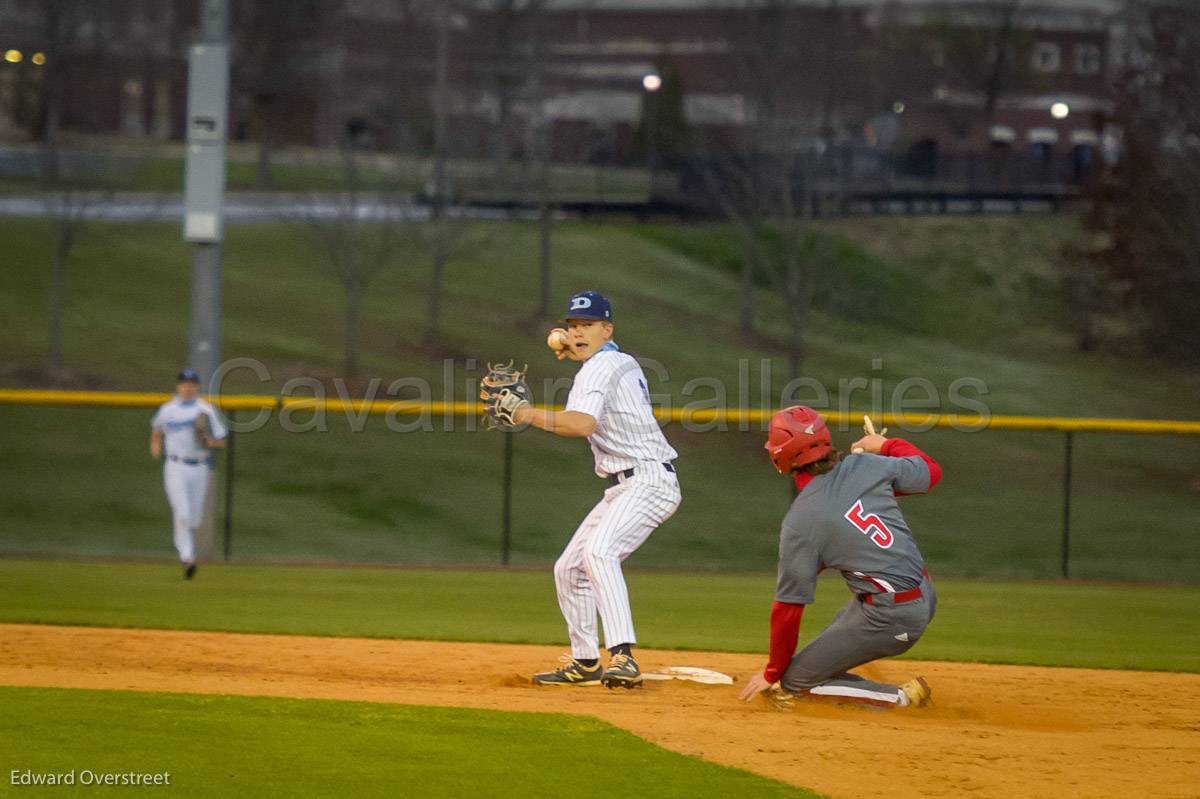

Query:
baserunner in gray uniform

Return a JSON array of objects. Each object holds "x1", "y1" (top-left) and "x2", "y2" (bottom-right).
[{"x1": 739, "y1": 405, "x2": 941, "y2": 709}]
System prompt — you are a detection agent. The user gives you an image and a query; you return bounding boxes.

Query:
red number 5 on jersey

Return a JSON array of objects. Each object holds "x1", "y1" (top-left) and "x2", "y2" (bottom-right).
[{"x1": 844, "y1": 500, "x2": 894, "y2": 549}]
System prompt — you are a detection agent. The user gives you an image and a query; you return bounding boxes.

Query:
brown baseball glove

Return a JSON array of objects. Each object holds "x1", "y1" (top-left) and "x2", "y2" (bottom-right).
[{"x1": 193, "y1": 412, "x2": 212, "y2": 448}]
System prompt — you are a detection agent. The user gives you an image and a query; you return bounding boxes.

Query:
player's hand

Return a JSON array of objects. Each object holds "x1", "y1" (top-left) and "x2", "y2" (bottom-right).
[
  {"x1": 738, "y1": 672, "x2": 772, "y2": 702},
  {"x1": 850, "y1": 433, "x2": 887, "y2": 454},
  {"x1": 547, "y1": 329, "x2": 572, "y2": 361},
  {"x1": 511, "y1": 402, "x2": 533, "y2": 426}
]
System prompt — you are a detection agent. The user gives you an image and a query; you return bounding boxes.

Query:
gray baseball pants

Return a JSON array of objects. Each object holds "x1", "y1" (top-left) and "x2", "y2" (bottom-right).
[{"x1": 779, "y1": 575, "x2": 937, "y2": 706}]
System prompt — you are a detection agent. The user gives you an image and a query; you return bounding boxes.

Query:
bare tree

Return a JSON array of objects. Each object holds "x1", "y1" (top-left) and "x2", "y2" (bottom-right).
[
  {"x1": 42, "y1": 179, "x2": 89, "y2": 374},
  {"x1": 426, "y1": 1, "x2": 504, "y2": 333},
  {"x1": 300, "y1": 157, "x2": 408, "y2": 379},
  {"x1": 8, "y1": 0, "x2": 140, "y2": 374},
  {"x1": 425, "y1": 0, "x2": 452, "y2": 343},
  {"x1": 1076, "y1": 0, "x2": 1200, "y2": 356},
  {"x1": 525, "y1": 0, "x2": 554, "y2": 320},
  {"x1": 295, "y1": 3, "x2": 414, "y2": 379},
  {"x1": 697, "y1": 1, "x2": 788, "y2": 335},
  {"x1": 35, "y1": 0, "x2": 85, "y2": 373},
  {"x1": 295, "y1": 0, "x2": 503, "y2": 371},
  {"x1": 233, "y1": 0, "x2": 325, "y2": 188},
  {"x1": 421, "y1": 0, "x2": 551, "y2": 333},
  {"x1": 485, "y1": 0, "x2": 522, "y2": 187},
  {"x1": 926, "y1": 0, "x2": 1031, "y2": 128},
  {"x1": 695, "y1": 0, "x2": 835, "y2": 375},
  {"x1": 0, "y1": 1, "x2": 167, "y2": 376}
]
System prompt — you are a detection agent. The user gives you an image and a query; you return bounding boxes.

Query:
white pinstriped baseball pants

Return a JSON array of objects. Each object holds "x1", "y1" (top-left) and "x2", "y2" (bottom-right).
[
  {"x1": 163, "y1": 460, "x2": 209, "y2": 564},
  {"x1": 554, "y1": 465, "x2": 681, "y2": 660}
]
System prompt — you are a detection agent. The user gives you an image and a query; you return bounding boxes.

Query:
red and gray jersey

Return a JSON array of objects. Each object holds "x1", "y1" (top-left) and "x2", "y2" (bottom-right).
[{"x1": 775, "y1": 442, "x2": 936, "y2": 604}]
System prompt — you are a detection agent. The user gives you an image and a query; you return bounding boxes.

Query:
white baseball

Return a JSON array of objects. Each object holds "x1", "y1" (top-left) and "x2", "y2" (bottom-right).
[
  {"x1": 547, "y1": 328, "x2": 569, "y2": 351},
  {"x1": 852, "y1": 447, "x2": 865, "y2": 454}
]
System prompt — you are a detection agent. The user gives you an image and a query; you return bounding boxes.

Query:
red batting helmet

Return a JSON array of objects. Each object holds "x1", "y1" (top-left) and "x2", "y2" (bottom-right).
[{"x1": 764, "y1": 406, "x2": 832, "y2": 474}]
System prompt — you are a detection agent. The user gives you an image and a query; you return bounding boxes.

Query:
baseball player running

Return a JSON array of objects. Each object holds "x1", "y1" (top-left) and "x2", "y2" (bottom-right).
[
  {"x1": 738, "y1": 406, "x2": 940, "y2": 709},
  {"x1": 149, "y1": 369, "x2": 227, "y2": 579},
  {"x1": 482, "y1": 291, "x2": 681, "y2": 688}
]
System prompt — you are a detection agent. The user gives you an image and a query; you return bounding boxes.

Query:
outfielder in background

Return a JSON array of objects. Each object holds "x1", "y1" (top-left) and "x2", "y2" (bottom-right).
[
  {"x1": 482, "y1": 290, "x2": 681, "y2": 688},
  {"x1": 738, "y1": 406, "x2": 939, "y2": 709},
  {"x1": 149, "y1": 369, "x2": 227, "y2": 579}
]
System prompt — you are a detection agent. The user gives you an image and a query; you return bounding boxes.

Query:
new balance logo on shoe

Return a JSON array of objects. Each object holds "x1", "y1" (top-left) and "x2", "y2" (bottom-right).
[{"x1": 532, "y1": 656, "x2": 603, "y2": 687}]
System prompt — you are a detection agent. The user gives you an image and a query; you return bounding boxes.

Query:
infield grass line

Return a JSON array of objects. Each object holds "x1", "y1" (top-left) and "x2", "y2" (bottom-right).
[{"x1": 0, "y1": 560, "x2": 1195, "y2": 673}]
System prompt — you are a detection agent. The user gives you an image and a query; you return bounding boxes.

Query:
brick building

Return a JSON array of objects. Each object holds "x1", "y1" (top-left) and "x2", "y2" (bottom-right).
[{"x1": 0, "y1": 0, "x2": 1123, "y2": 176}]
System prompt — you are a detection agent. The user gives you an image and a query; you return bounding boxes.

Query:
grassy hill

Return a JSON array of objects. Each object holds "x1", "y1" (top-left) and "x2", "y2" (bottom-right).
[{"x1": 1, "y1": 214, "x2": 1198, "y2": 580}]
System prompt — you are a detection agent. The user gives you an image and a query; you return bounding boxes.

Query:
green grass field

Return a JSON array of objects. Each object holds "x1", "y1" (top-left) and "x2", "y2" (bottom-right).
[
  {"x1": 2, "y1": 560, "x2": 1196, "y2": 672},
  {"x1": 2, "y1": 404, "x2": 1198, "y2": 581},
  {"x1": 1, "y1": 216, "x2": 1198, "y2": 581},
  {"x1": 0, "y1": 687, "x2": 815, "y2": 798}
]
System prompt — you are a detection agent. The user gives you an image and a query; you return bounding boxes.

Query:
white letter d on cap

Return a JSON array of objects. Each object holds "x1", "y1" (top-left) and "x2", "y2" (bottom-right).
[{"x1": 570, "y1": 296, "x2": 592, "y2": 310}]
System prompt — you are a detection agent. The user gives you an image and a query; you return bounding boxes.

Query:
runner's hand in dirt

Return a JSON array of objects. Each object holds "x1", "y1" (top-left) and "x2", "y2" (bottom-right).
[{"x1": 739, "y1": 673, "x2": 772, "y2": 701}]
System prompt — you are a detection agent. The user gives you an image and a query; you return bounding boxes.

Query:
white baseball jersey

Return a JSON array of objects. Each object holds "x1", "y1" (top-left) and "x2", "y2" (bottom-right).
[
  {"x1": 150, "y1": 397, "x2": 227, "y2": 462},
  {"x1": 564, "y1": 343, "x2": 677, "y2": 477},
  {"x1": 554, "y1": 340, "x2": 681, "y2": 660},
  {"x1": 151, "y1": 397, "x2": 226, "y2": 564}
]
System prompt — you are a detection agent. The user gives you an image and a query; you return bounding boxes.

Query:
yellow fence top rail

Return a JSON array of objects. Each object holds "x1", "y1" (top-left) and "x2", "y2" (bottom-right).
[{"x1": 3, "y1": 388, "x2": 1199, "y2": 435}]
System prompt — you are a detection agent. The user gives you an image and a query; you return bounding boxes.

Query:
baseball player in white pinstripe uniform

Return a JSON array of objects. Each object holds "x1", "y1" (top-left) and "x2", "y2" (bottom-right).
[
  {"x1": 509, "y1": 291, "x2": 681, "y2": 688},
  {"x1": 149, "y1": 369, "x2": 227, "y2": 579}
]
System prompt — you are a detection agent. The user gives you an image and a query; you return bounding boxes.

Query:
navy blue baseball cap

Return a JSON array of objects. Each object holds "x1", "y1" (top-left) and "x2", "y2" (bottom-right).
[
  {"x1": 177, "y1": 368, "x2": 201, "y2": 382},
  {"x1": 561, "y1": 290, "x2": 612, "y2": 322}
]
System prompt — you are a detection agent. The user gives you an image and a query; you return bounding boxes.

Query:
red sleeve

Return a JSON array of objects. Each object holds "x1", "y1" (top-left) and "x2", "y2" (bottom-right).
[
  {"x1": 762, "y1": 601, "x2": 805, "y2": 684},
  {"x1": 880, "y1": 438, "x2": 942, "y2": 491}
]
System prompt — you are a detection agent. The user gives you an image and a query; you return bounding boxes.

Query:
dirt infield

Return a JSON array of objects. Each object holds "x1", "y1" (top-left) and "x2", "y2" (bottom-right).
[{"x1": 1, "y1": 624, "x2": 1197, "y2": 799}]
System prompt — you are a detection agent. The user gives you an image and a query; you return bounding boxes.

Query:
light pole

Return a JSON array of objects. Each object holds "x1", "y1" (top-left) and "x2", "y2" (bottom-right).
[
  {"x1": 183, "y1": 0, "x2": 230, "y2": 390},
  {"x1": 642, "y1": 73, "x2": 662, "y2": 200}
]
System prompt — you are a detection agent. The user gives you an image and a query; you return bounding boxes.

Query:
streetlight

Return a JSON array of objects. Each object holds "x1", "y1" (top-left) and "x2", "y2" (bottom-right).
[
  {"x1": 4, "y1": 49, "x2": 22, "y2": 63},
  {"x1": 1051, "y1": 102, "x2": 1070, "y2": 120},
  {"x1": 642, "y1": 73, "x2": 662, "y2": 200}
]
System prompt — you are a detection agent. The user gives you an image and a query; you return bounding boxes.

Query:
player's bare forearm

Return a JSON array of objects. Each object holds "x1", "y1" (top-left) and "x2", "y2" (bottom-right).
[
  {"x1": 150, "y1": 431, "x2": 163, "y2": 459},
  {"x1": 206, "y1": 437, "x2": 227, "y2": 449},
  {"x1": 516, "y1": 406, "x2": 596, "y2": 437}
]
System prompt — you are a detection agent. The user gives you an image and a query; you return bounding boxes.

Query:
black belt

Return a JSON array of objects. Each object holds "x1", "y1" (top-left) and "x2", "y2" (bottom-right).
[
  {"x1": 607, "y1": 462, "x2": 676, "y2": 486},
  {"x1": 168, "y1": 455, "x2": 204, "y2": 466}
]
